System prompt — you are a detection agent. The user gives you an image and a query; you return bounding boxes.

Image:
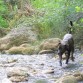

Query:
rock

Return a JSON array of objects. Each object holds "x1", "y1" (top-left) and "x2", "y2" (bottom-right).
[
  {"x1": 39, "y1": 38, "x2": 61, "y2": 51},
  {"x1": 39, "y1": 50, "x2": 54, "y2": 54},
  {"x1": 0, "y1": 58, "x2": 17, "y2": 67},
  {"x1": 22, "y1": 46, "x2": 35, "y2": 55},
  {"x1": 9, "y1": 76, "x2": 28, "y2": 82},
  {"x1": 6, "y1": 46, "x2": 24, "y2": 54},
  {"x1": 20, "y1": 43, "x2": 39, "y2": 54},
  {"x1": 6, "y1": 67, "x2": 30, "y2": 82},
  {"x1": 20, "y1": 43, "x2": 32, "y2": 47},
  {"x1": 6, "y1": 44, "x2": 38, "y2": 55},
  {"x1": 73, "y1": 71, "x2": 83, "y2": 81},
  {"x1": 34, "y1": 79, "x2": 48, "y2": 83},
  {"x1": 0, "y1": 43, "x2": 11, "y2": 51},
  {"x1": 55, "y1": 75, "x2": 78, "y2": 83},
  {"x1": 0, "y1": 63, "x2": 15, "y2": 67},
  {"x1": 2, "y1": 78, "x2": 12, "y2": 83},
  {"x1": 0, "y1": 26, "x2": 37, "y2": 51},
  {"x1": 7, "y1": 67, "x2": 29, "y2": 77},
  {"x1": 42, "y1": 69, "x2": 54, "y2": 74},
  {"x1": 7, "y1": 58, "x2": 17, "y2": 63}
]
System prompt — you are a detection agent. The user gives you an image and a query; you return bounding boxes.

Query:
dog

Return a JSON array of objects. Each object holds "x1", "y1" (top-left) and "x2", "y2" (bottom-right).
[{"x1": 58, "y1": 33, "x2": 74, "y2": 66}]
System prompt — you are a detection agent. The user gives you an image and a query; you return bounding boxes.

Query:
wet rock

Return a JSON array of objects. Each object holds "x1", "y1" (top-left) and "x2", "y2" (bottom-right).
[
  {"x1": 0, "y1": 58, "x2": 17, "y2": 67},
  {"x1": 0, "y1": 63, "x2": 15, "y2": 67},
  {"x1": 9, "y1": 76, "x2": 28, "y2": 82},
  {"x1": 42, "y1": 69, "x2": 54, "y2": 74},
  {"x1": 39, "y1": 38, "x2": 61, "y2": 51},
  {"x1": 55, "y1": 75, "x2": 78, "y2": 83},
  {"x1": 7, "y1": 58, "x2": 17, "y2": 63},
  {"x1": 7, "y1": 67, "x2": 29, "y2": 77},
  {"x1": 6, "y1": 67, "x2": 30, "y2": 82},
  {"x1": 2, "y1": 78, "x2": 12, "y2": 83}
]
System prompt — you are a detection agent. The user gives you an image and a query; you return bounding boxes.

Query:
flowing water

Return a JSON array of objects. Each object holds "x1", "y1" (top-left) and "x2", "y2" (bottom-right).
[{"x1": 0, "y1": 49, "x2": 83, "y2": 83}]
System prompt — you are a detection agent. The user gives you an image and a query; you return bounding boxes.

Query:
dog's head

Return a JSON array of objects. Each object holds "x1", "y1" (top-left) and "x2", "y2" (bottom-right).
[{"x1": 58, "y1": 41, "x2": 69, "y2": 55}]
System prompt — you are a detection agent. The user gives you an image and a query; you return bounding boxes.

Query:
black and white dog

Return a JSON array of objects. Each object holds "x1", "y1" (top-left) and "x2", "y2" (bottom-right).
[{"x1": 58, "y1": 33, "x2": 74, "y2": 66}]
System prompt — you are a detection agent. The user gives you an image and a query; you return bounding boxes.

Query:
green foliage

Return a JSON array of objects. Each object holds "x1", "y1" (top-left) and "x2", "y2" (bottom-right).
[
  {"x1": 30, "y1": 0, "x2": 83, "y2": 39},
  {"x1": 0, "y1": 0, "x2": 7, "y2": 13},
  {"x1": 75, "y1": 6, "x2": 81, "y2": 12},
  {"x1": 0, "y1": 0, "x2": 83, "y2": 42},
  {"x1": 0, "y1": 0, "x2": 9, "y2": 28},
  {"x1": 0, "y1": 0, "x2": 20, "y2": 28},
  {"x1": 0, "y1": 16, "x2": 9, "y2": 28}
]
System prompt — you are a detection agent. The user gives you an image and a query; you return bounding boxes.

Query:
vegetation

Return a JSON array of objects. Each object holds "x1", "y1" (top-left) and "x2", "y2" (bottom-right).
[
  {"x1": 31, "y1": 0, "x2": 83, "y2": 38},
  {"x1": 0, "y1": 0, "x2": 83, "y2": 42},
  {"x1": 0, "y1": 0, "x2": 9, "y2": 28}
]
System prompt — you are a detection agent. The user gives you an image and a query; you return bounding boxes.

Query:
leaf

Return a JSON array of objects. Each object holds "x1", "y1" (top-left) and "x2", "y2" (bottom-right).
[
  {"x1": 75, "y1": 6, "x2": 81, "y2": 12},
  {"x1": 80, "y1": 18, "x2": 83, "y2": 22}
]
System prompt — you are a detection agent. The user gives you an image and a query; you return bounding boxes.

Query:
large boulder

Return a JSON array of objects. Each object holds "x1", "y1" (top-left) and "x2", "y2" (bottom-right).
[
  {"x1": 39, "y1": 38, "x2": 61, "y2": 50},
  {"x1": 39, "y1": 38, "x2": 61, "y2": 54},
  {"x1": 0, "y1": 25, "x2": 37, "y2": 51}
]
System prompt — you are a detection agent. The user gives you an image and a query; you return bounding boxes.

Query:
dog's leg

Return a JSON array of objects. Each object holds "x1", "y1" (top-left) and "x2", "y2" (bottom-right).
[
  {"x1": 71, "y1": 46, "x2": 74, "y2": 61},
  {"x1": 65, "y1": 51, "x2": 70, "y2": 64},
  {"x1": 59, "y1": 55, "x2": 62, "y2": 66},
  {"x1": 71, "y1": 51, "x2": 74, "y2": 61}
]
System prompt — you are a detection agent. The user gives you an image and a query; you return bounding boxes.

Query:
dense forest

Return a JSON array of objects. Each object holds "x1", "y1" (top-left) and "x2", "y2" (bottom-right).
[{"x1": 0, "y1": 0, "x2": 83, "y2": 45}]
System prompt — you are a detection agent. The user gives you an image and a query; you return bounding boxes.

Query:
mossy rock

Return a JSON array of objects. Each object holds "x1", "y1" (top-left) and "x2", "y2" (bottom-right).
[
  {"x1": 55, "y1": 75, "x2": 78, "y2": 83},
  {"x1": 6, "y1": 44, "x2": 39, "y2": 55},
  {"x1": 22, "y1": 47, "x2": 35, "y2": 55},
  {"x1": 6, "y1": 46, "x2": 24, "y2": 54},
  {"x1": 39, "y1": 38, "x2": 61, "y2": 51},
  {"x1": 0, "y1": 26, "x2": 38, "y2": 52}
]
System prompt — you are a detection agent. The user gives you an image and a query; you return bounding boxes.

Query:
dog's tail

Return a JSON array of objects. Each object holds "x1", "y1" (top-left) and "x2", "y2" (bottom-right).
[{"x1": 69, "y1": 21, "x2": 73, "y2": 34}]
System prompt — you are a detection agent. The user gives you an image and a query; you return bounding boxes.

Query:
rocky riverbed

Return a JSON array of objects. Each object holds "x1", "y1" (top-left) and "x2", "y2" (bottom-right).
[{"x1": 0, "y1": 49, "x2": 83, "y2": 83}]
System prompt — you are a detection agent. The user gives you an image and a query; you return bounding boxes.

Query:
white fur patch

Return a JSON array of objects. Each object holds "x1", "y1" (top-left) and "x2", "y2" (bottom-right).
[
  {"x1": 61, "y1": 34, "x2": 73, "y2": 45},
  {"x1": 63, "y1": 34, "x2": 72, "y2": 41}
]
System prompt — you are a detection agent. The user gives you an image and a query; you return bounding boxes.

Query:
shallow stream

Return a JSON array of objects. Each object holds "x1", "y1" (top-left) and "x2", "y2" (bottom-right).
[{"x1": 0, "y1": 50, "x2": 83, "y2": 83}]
